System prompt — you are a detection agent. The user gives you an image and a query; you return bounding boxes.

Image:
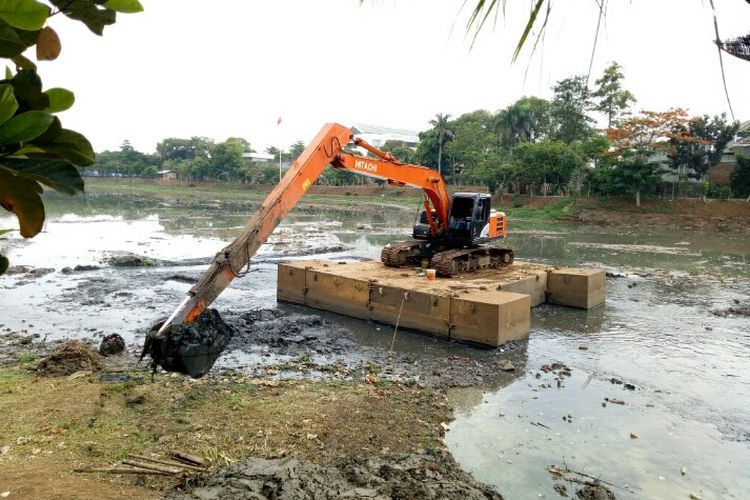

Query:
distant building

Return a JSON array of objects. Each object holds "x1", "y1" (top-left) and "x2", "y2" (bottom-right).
[
  {"x1": 243, "y1": 152, "x2": 275, "y2": 162},
  {"x1": 242, "y1": 151, "x2": 291, "y2": 171},
  {"x1": 350, "y1": 123, "x2": 420, "y2": 153},
  {"x1": 708, "y1": 120, "x2": 750, "y2": 185},
  {"x1": 157, "y1": 169, "x2": 177, "y2": 180}
]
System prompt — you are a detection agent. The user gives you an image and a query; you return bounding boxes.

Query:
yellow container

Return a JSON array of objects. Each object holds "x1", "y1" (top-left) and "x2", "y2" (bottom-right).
[{"x1": 421, "y1": 259, "x2": 430, "y2": 270}]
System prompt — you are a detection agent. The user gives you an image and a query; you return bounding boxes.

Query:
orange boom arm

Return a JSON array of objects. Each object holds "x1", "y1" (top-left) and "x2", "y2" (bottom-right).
[{"x1": 156, "y1": 123, "x2": 451, "y2": 336}]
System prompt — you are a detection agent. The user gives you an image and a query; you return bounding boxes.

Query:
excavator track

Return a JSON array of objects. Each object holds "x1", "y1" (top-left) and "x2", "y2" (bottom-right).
[
  {"x1": 381, "y1": 240, "x2": 424, "y2": 267},
  {"x1": 431, "y1": 246, "x2": 514, "y2": 277}
]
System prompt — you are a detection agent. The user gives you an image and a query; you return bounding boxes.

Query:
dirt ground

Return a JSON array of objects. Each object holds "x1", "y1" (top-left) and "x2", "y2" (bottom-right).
[
  {"x1": 0, "y1": 291, "x2": 535, "y2": 500},
  {"x1": 0, "y1": 363, "x2": 453, "y2": 499},
  {"x1": 494, "y1": 194, "x2": 750, "y2": 233}
]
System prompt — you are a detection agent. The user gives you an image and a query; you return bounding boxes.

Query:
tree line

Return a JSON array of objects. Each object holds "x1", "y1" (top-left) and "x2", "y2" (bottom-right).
[{"x1": 89, "y1": 62, "x2": 749, "y2": 203}]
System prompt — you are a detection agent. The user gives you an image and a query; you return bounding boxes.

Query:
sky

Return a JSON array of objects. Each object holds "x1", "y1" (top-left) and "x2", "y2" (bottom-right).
[{"x1": 38, "y1": 0, "x2": 750, "y2": 154}]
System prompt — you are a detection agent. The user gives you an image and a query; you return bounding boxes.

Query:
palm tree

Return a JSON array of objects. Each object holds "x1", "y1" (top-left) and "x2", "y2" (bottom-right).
[{"x1": 430, "y1": 113, "x2": 454, "y2": 176}]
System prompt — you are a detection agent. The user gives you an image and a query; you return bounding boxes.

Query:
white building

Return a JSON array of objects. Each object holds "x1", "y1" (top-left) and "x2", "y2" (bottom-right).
[
  {"x1": 242, "y1": 152, "x2": 275, "y2": 162},
  {"x1": 350, "y1": 123, "x2": 420, "y2": 152}
]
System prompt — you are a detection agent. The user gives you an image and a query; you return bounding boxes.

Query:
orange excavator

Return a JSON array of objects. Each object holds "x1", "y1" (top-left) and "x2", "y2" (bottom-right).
[{"x1": 144, "y1": 123, "x2": 513, "y2": 376}]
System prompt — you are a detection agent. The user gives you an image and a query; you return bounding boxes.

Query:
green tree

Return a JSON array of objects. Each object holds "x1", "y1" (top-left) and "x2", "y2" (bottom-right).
[
  {"x1": 429, "y1": 113, "x2": 453, "y2": 176},
  {"x1": 668, "y1": 114, "x2": 738, "y2": 181},
  {"x1": 415, "y1": 128, "x2": 439, "y2": 169},
  {"x1": 493, "y1": 96, "x2": 552, "y2": 147},
  {"x1": 209, "y1": 137, "x2": 249, "y2": 181},
  {"x1": 380, "y1": 140, "x2": 414, "y2": 163},
  {"x1": 592, "y1": 62, "x2": 636, "y2": 128},
  {"x1": 607, "y1": 109, "x2": 692, "y2": 206},
  {"x1": 730, "y1": 153, "x2": 750, "y2": 198},
  {"x1": 551, "y1": 75, "x2": 594, "y2": 144},
  {"x1": 288, "y1": 140, "x2": 305, "y2": 161},
  {"x1": 443, "y1": 110, "x2": 496, "y2": 176},
  {"x1": 511, "y1": 141, "x2": 584, "y2": 196}
]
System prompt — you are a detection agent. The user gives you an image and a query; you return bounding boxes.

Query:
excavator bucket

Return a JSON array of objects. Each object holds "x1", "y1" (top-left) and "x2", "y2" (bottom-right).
[{"x1": 141, "y1": 309, "x2": 233, "y2": 378}]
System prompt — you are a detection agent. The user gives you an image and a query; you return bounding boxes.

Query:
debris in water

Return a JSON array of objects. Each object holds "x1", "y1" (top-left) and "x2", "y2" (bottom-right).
[
  {"x1": 37, "y1": 341, "x2": 103, "y2": 377},
  {"x1": 99, "y1": 333, "x2": 125, "y2": 356},
  {"x1": 575, "y1": 484, "x2": 615, "y2": 500},
  {"x1": 498, "y1": 359, "x2": 515, "y2": 371},
  {"x1": 141, "y1": 308, "x2": 234, "y2": 378}
]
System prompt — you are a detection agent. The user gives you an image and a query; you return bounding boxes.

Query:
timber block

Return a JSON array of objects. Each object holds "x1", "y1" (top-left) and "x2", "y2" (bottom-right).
[
  {"x1": 497, "y1": 269, "x2": 548, "y2": 307},
  {"x1": 546, "y1": 268, "x2": 605, "y2": 309},
  {"x1": 277, "y1": 261, "x2": 308, "y2": 304},
  {"x1": 449, "y1": 291, "x2": 530, "y2": 346},
  {"x1": 369, "y1": 284, "x2": 451, "y2": 336},
  {"x1": 304, "y1": 267, "x2": 370, "y2": 318}
]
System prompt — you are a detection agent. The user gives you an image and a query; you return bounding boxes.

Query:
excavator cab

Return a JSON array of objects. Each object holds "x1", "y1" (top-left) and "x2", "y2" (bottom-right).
[
  {"x1": 413, "y1": 193, "x2": 504, "y2": 245},
  {"x1": 446, "y1": 193, "x2": 491, "y2": 245}
]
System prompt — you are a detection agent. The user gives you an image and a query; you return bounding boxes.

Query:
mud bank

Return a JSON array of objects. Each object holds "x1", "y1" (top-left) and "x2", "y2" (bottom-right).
[
  {"x1": 222, "y1": 307, "x2": 525, "y2": 390},
  {"x1": 166, "y1": 449, "x2": 503, "y2": 500}
]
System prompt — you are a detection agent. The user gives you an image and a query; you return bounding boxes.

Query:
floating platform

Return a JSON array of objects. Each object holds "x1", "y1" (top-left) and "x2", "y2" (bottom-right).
[{"x1": 277, "y1": 260, "x2": 605, "y2": 347}]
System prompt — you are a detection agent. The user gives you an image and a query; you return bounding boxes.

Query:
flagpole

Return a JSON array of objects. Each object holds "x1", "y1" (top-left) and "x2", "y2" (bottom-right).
[{"x1": 277, "y1": 116, "x2": 282, "y2": 181}]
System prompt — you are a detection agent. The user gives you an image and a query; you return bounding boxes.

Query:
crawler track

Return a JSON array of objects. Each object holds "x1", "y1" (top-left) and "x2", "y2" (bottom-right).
[
  {"x1": 380, "y1": 240, "x2": 424, "y2": 267},
  {"x1": 430, "y1": 247, "x2": 514, "y2": 277}
]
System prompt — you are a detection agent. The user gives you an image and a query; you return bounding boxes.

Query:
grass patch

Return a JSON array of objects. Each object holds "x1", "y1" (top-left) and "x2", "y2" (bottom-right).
[
  {"x1": 16, "y1": 352, "x2": 36, "y2": 364},
  {"x1": 499, "y1": 197, "x2": 578, "y2": 220}
]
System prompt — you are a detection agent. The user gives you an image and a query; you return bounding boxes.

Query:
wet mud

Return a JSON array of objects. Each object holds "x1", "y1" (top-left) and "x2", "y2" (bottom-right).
[{"x1": 166, "y1": 449, "x2": 503, "y2": 500}]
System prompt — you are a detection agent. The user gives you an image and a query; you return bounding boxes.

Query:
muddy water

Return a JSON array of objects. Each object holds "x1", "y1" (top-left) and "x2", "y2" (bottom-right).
[{"x1": 2, "y1": 193, "x2": 749, "y2": 498}]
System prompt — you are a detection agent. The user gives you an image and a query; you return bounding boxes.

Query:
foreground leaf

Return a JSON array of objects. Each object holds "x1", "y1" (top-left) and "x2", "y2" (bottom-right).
[
  {"x1": 0, "y1": 82, "x2": 18, "y2": 125},
  {"x1": 0, "y1": 0, "x2": 49, "y2": 31},
  {"x1": 0, "y1": 164, "x2": 44, "y2": 237},
  {"x1": 43, "y1": 87, "x2": 74, "y2": 112},
  {"x1": 7, "y1": 68, "x2": 48, "y2": 110},
  {"x1": 36, "y1": 25, "x2": 60, "y2": 61},
  {"x1": 103, "y1": 0, "x2": 142, "y2": 13},
  {"x1": 49, "y1": 0, "x2": 116, "y2": 36},
  {"x1": 1, "y1": 157, "x2": 83, "y2": 194},
  {"x1": 31, "y1": 128, "x2": 95, "y2": 165},
  {"x1": 0, "y1": 20, "x2": 27, "y2": 57},
  {"x1": 0, "y1": 109, "x2": 53, "y2": 143}
]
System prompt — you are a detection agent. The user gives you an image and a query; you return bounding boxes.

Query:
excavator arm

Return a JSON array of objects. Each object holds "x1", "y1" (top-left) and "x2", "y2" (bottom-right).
[{"x1": 153, "y1": 123, "x2": 451, "y2": 339}]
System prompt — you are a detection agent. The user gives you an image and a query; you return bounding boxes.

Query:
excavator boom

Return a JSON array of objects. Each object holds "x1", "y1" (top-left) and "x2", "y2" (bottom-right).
[{"x1": 154, "y1": 123, "x2": 451, "y2": 338}]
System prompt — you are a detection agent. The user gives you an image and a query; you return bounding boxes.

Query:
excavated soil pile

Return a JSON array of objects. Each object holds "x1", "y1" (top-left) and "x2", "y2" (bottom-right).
[
  {"x1": 145, "y1": 308, "x2": 234, "y2": 378},
  {"x1": 36, "y1": 340, "x2": 103, "y2": 377},
  {"x1": 167, "y1": 449, "x2": 503, "y2": 500}
]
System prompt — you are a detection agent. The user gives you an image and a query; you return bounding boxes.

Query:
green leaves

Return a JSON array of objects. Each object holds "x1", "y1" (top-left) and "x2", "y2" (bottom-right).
[
  {"x1": 0, "y1": 163, "x2": 44, "y2": 237},
  {"x1": 0, "y1": 0, "x2": 49, "y2": 31},
  {"x1": 0, "y1": 82, "x2": 18, "y2": 124},
  {"x1": 0, "y1": 69, "x2": 91, "y2": 240},
  {"x1": 103, "y1": 0, "x2": 143, "y2": 13},
  {"x1": 49, "y1": 0, "x2": 116, "y2": 36},
  {"x1": 33, "y1": 128, "x2": 95, "y2": 165},
  {"x1": 0, "y1": 109, "x2": 53, "y2": 142},
  {"x1": 44, "y1": 87, "x2": 74, "y2": 112},
  {"x1": 2, "y1": 158, "x2": 84, "y2": 194}
]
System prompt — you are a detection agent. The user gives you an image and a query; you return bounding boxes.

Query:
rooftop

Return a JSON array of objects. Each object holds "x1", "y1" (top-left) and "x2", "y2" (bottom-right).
[{"x1": 351, "y1": 123, "x2": 421, "y2": 138}]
